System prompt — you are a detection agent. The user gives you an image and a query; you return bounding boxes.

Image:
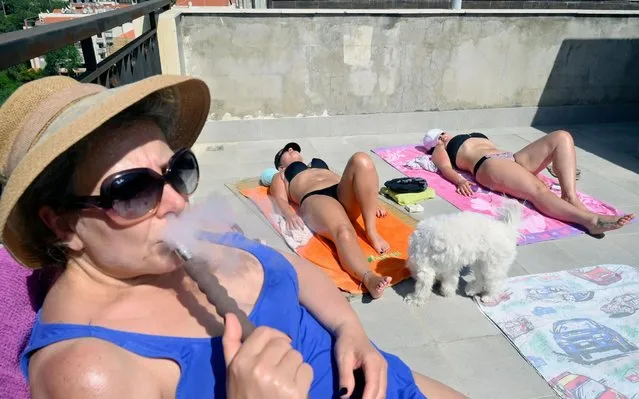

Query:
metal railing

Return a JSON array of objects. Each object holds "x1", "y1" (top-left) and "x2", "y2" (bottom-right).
[{"x1": 0, "y1": 0, "x2": 171, "y2": 87}]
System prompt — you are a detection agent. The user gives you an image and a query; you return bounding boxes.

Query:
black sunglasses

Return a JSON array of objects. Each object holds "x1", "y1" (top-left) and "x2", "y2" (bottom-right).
[{"x1": 66, "y1": 148, "x2": 199, "y2": 222}]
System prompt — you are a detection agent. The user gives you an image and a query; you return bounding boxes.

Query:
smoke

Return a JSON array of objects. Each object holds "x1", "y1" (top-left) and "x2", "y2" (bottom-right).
[
  {"x1": 163, "y1": 194, "x2": 243, "y2": 267},
  {"x1": 162, "y1": 188, "x2": 307, "y2": 274},
  {"x1": 163, "y1": 194, "x2": 259, "y2": 338}
]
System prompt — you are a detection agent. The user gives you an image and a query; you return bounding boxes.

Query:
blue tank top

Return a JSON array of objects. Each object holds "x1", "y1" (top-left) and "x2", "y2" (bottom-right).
[{"x1": 21, "y1": 233, "x2": 426, "y2": 399}]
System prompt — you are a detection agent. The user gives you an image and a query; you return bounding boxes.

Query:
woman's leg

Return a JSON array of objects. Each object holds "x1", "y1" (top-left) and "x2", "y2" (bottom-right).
[
  {"x1": 475, "y1": 158, "x2": 634, "y2": 235},
  {"x1": 412, "y1": 372, "x2": 467, "y2": 398},
  {"x1": 301, "y1": 195, "x2": 391, "y2": 298},
  {"x1": 513, "y1": 130, "x2": 584, "y2": 209},
  {"x1": 336, "y1": 152, "x2": 389, "y2": 254}
]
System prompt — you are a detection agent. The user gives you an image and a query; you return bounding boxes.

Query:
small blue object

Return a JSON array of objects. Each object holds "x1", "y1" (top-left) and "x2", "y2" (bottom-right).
[
  {"x1": 260, "y1": 168, "x2": 279, "y2": 186},
  {"x1": 527, "y1": 356, "x2": 547, "y2": 368},
  {"x1": 533, "y1": 306, "x2": 556, "y2": 316}
]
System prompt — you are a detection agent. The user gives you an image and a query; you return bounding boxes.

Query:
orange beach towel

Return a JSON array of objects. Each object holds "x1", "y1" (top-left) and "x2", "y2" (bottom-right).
[{"x1": 234, "y1": 179, "x2": 415, "y2": 295}]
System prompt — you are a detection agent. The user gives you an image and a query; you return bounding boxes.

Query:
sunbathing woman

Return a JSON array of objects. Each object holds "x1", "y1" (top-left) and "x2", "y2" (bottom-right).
[
  {"x1": 1, "y1": 77, "x2": 466, "y2": 399},
  {"x1": 423, "y1": 128, "x2": 635, "y2": 236},
  {"x1": 270, "y1": 143, "x2": 392, "y2": 298}
]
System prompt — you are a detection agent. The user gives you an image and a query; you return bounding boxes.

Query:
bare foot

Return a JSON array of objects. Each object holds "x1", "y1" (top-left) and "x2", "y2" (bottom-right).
[
  {"x1": 363, "y1": 272, "x2": 392, "y2": 299},
  {"x1": 376, "y1": 205, "x2": 387, "y2": 218},
  {"x1": 587, "y1": 214, "x2": 635, "y2": 235},
  {"x1": 367, "y1": 231, "x2": 390, "y2": 254},
  {"x1": 562, "y1": 194, "x2": 588, "y2": 212}
]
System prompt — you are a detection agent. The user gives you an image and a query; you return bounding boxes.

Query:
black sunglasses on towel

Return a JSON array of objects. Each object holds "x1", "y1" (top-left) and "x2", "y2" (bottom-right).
[{"x1": 66, "y1": 148, "x2": 199, "y2": 222}]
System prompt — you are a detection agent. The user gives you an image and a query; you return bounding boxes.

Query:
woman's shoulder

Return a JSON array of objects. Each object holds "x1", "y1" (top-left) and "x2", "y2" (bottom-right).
[
  {"x1": 40, "y1": 278, "x2": 115, "y2": 324},
  {"x1": 29, "y1": 337, "x2": 163, "y2": 398},
  {"x1": 269, "y1": 170, "x2": 287, "y2": 190},
  {"x1": 431, "y1": 144, "x2": 449, "y2": 162}
]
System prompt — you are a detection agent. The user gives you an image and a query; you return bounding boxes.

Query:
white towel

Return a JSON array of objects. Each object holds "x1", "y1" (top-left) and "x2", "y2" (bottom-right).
[
  {"x1": 406, "y1": 155, "x2": 438, "y2": 172},
  {"x1": 270, "y1": 214, "x2": 313, "y2": 250}
]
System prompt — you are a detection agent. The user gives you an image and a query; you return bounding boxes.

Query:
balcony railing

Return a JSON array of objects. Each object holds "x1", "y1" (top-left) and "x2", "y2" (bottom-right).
[{"x1": 0, "y1": 0, "x2": 171, "y2": 88}]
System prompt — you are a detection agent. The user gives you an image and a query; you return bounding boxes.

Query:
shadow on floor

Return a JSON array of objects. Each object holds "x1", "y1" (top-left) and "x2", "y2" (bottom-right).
[
  {"x1": 535, "y1": 123, "x2": 639, "y2": 175},
  {"x1": 532, "y1": 38, "x2": 639, "y2": 173}
]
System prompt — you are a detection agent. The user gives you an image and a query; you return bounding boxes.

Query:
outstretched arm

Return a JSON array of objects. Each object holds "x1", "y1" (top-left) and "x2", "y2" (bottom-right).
[
  {"x1": 270, "y1": 172, "x2": 295, "y2": 218},
  {"x1": 282, "y1": 252, "x2": 388, "y2": 399},
  {"x1": 431, "y1": 146, "x2": 473, "y2": 197},
  {"x1": 270, "y1": 172, "x2": 305, "y2": 230},
  {"x1": 281, "y1": 251, "x2": 362, "y2": 335}
]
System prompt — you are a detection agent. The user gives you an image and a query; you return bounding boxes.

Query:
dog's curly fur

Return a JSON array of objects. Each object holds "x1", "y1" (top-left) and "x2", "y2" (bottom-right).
[{"x1": 405, "y1": 199, "x2": 522, "y2": 306}]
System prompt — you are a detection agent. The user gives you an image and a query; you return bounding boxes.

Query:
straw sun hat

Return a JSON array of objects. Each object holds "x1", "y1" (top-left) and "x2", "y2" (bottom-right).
[{"x1": 0, "y1": 75, "x2": 211, "y2": 269}]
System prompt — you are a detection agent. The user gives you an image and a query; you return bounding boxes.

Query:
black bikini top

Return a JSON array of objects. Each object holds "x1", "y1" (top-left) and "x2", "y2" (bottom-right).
[
  {"x1": 445, "y1": 132, "x2": 489, "y2": 169},
  {"x1": 284, "y1": 158, "x2": 330, "y2": 183}
]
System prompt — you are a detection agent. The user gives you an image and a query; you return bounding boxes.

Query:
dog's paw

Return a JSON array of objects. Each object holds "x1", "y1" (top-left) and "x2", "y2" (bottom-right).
[
  {"x1": 439, "y1": 284, "x2": 457, "y2": 297},
  {"x1": 480, "y1": 293, "x2": 498, "y2": 303},
  {"x1": 404, "y1": 294, "x2": 426, "y2": 307},
  {"x1": 465, "y1": 286, "x2": 479, "y2": 297}
]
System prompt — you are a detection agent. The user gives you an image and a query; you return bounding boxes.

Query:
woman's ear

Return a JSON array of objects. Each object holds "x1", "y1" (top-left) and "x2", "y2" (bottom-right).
[{"x1": 38, "y1": 206, "x2": 84, "y2": 252}]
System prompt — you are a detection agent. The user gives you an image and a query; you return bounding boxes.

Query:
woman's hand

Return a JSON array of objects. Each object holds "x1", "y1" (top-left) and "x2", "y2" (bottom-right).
[
  {"x1": 223, "y1": 313, "x2": 313, "y2": 399},
  {"x1": 334, "y1": 327, "x2": 388, "y2": 399},
  {"x1": 285, "y1": 214, "x2": 306, "y2": 231},
  {"x1": 456, "y1": 180, "x2": 474, "y2": 197}
]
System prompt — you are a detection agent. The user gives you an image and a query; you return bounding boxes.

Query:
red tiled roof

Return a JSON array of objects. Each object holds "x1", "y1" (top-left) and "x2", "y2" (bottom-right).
[
  {"x1": 119, "y1": 30, "x2": 136, "y2": 40},
  {"x1": 41, "y1": 16, "x2": 76, "y2": 24},
  {"x1": 38, "y1": 3, "x2": 131, "y2": 25}
]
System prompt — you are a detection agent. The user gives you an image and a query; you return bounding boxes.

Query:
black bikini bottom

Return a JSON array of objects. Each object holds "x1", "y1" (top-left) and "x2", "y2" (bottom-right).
[
  {"x1": 472, "y1": 152, "x2": 516, "y2": 176},
  {"x1": 300, "y1": 184, "x2": 339, "y2": 204}
]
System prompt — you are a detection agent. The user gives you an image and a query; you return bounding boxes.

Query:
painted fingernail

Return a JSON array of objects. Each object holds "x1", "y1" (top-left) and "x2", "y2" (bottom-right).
[{"x1": 339, "y1": 387, "x2": 348, "y2": 396}]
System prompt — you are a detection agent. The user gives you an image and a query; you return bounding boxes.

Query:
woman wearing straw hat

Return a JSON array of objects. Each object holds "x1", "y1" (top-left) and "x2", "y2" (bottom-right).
[
  {"x1": 422, "y1": 128, "x2": 635, "y2": 236},
  {"x1": 0, "y1": 76, "x2": 465, "y2": 399}
]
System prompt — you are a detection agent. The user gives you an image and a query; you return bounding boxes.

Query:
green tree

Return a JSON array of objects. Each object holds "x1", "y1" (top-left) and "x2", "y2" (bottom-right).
[
  {"x1": 0, "y1": 0, "x2": 83, "y2": 103},
  {"x1": 0, "y1": 0, "x2": 68, "y2": 33},
  {"x1": 0, "y1": 63, "x2": 44, "y2": 103},
  {"x1": 44, "y1": 44, "x2": 82, "y2": 77}
]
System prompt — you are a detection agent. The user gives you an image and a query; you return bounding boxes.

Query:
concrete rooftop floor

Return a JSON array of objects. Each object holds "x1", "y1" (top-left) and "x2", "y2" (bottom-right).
[{"x1": 191, "y1": 121, "x2": 639, "y2": 399}]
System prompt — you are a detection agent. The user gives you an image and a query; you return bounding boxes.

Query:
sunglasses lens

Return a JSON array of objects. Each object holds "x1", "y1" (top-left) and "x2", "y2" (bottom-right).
[
  {"x1": 168, "y1": 150, "x2": 199, "y2": 195},
  {"x1": 108, "y1": 172, "x2": 163, "y2": 220}
]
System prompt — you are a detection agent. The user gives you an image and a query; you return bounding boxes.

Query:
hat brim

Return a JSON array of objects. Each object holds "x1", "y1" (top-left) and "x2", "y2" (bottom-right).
[
  {"x1": 0, "y1": 75, "x2": 211, "y2": 269},
  {"x1": 423, "y1": 129, "x2": 444, "y2": 152},
  {"x1": 274, "y1": 142, "x2": 301, "y2": 168}
]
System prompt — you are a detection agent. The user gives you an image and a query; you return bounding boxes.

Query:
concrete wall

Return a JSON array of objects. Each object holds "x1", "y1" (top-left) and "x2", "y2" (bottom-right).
[
  {"x1": 271, "y1": 0, "x2": 639, "y2": 10},
  {"x1": 172, "y1": 10, "x2": 639, "y2": 120}
]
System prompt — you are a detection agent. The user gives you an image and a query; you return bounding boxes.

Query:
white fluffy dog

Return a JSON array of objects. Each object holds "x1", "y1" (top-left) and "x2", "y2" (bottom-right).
[{"x1": 405, "y1": 199, "x2": 522, "y2": 306}]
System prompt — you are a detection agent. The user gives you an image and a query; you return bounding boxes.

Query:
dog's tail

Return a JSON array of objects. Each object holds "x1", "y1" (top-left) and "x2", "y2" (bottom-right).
[{"x1": 496, "y1": 199, "x2": 522, "y2": 228}]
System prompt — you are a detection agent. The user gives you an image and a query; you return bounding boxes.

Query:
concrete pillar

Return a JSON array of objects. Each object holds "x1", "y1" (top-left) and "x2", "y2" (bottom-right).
[
  {"x1": 157, "y1": 9, "x2": 183, "y2": 75},
  {"x1": 451, "y1": 0, "x2": 462, "y2": 9}
]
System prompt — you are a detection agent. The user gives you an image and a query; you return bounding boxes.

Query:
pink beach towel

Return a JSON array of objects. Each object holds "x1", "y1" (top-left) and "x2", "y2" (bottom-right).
[
  {"x1": 373, "y1": 145, "x2": 628, "y2": 245},
  {"x1": 0, "y1": 247, "x2": 48, "y2": 399}
]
